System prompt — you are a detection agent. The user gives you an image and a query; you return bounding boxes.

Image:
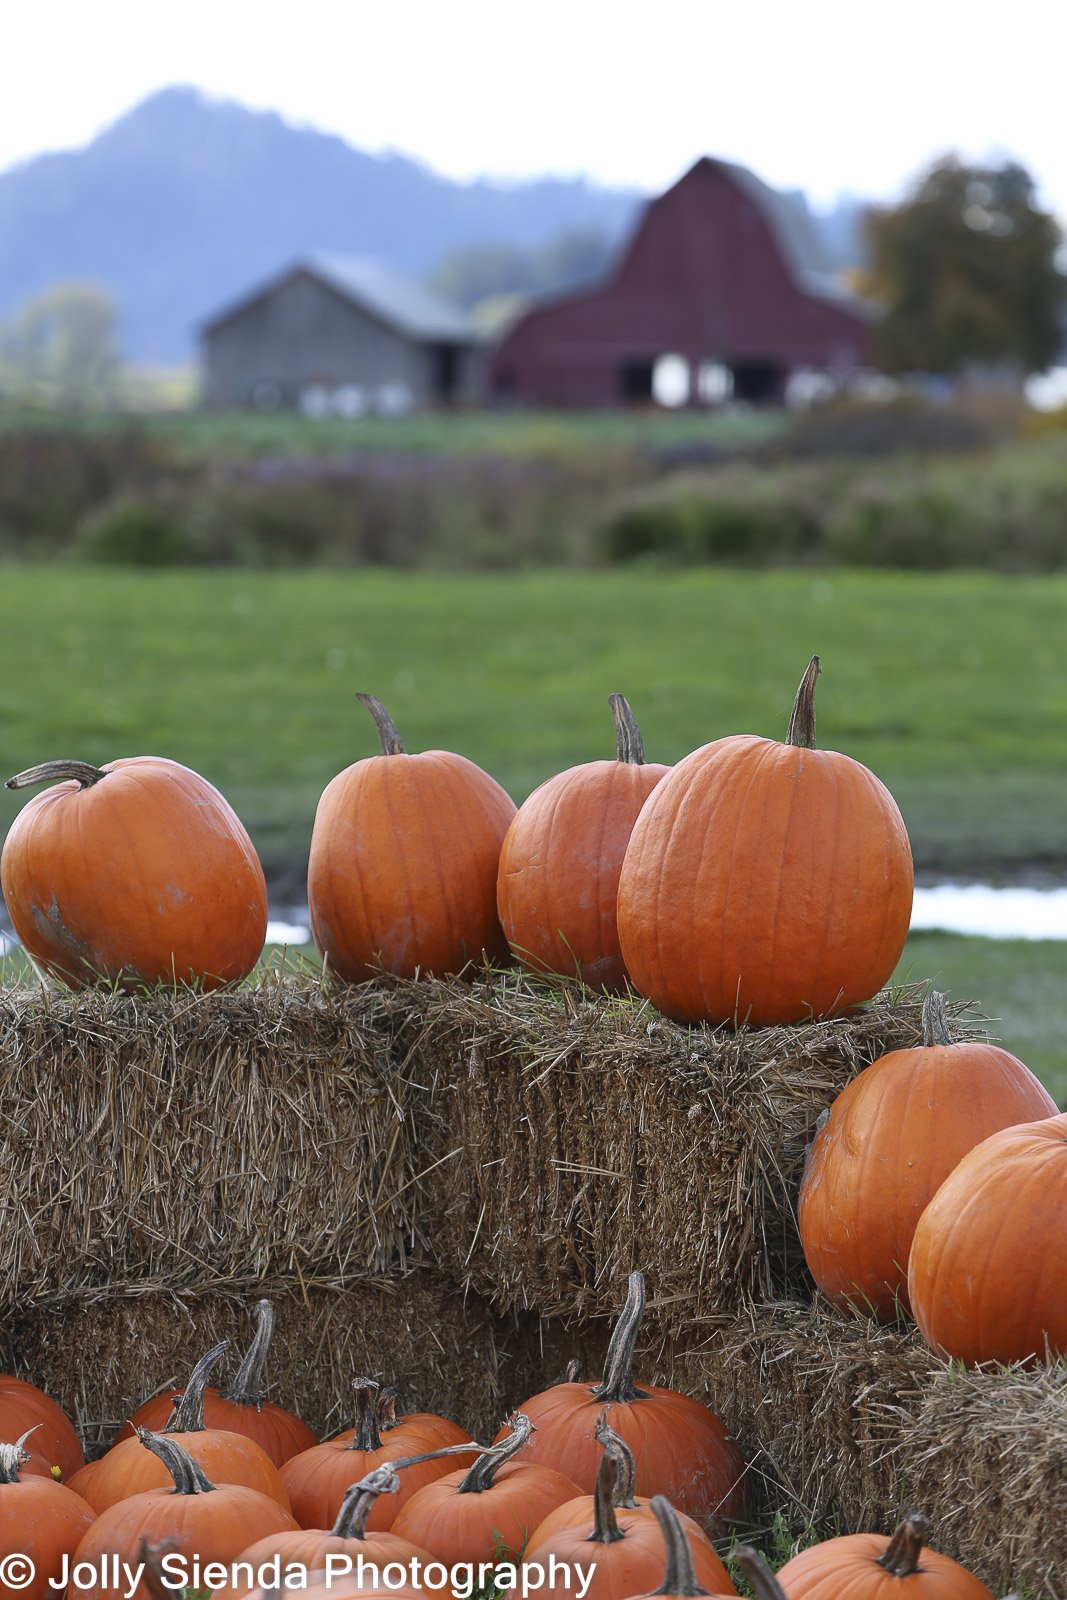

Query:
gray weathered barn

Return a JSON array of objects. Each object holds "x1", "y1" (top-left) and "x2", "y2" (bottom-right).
[{"x1": 200, "y1": 255, "x2": 481, "y2": 410}]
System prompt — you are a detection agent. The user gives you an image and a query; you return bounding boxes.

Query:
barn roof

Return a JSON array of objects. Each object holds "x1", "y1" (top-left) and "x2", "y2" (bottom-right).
[{"x1": 202, "y1": 254, "x2": 477, "y2": 343}]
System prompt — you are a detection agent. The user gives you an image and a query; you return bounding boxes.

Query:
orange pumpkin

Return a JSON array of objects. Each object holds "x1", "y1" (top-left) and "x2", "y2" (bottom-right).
[
  {"x1": 208, "y1": 1465, "x2": 436, "y2": 1600},
  {"x1": 79, "y1": 1345, "x2": 291, "y2": 1514},
  {"x1": 502, "y1": 1272, "x2": 743, "y2": 1536},
  {"x1": 775, "y1": 1511, "x2": 993, "y2": 1600},
  {"x1": 496, "y1": 694, "x2": 669, "y2": 992},
  {"x1": 522, "y1": 1425, "x2": 734, "y2": 1600},
  {"x1": 308, "y1": 696, "x2": 516, "y2": 982},
  {"x1": 391, "y1": 1412, "x2": 579, "y2": 1565},
  {"x1": 616, "y1": 657, "x2": 914, "y2": 1026},
  {"x1": 798, "y1": 990, "x2": 1056, "y2": 1320},
  {"x1": 908, "y1": 1112, "x2": 1067, "y2": 1364},
  {"x1": 2, "y1": 757, "x2": 266, "y2": 989},
  {"x1": 617, "y1": 1496, "x2": 744, "y2": 1600},
  {"x1": 0, "y1": 1375, "x2": 83, "y2": 1480},
  {"x1": 281, "y1": 1377, "x2": 476, "y2": 1532},
  {"x1": 67, "y1": 1432, "x2": 297, "y2": 1600},
  {"x1": 0, "y1": 1432, "x2": 96, "y2": 1600},
  {"x1": 362, "y1": 1387, "x2": 474, "y2": 1459},
  {"x1": 119, "y1": 1301, "x2": 317, "y2": 1465}
]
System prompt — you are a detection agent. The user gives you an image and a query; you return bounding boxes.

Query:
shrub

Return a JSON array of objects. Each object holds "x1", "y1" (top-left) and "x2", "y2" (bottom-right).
[{"x1": 76, "y1": 493, "x2": 191, "y2": 566}]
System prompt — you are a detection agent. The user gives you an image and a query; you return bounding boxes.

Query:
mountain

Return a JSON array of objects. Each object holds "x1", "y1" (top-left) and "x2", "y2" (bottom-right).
[{"x1": 0, "y1": 89, "x2": 645, "y2": 363}]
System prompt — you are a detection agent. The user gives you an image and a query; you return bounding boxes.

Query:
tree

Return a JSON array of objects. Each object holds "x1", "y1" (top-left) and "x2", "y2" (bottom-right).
[
  {"x1": 863, "y1": 156, "x2": 1067, "y2": 375},
  {"x1": 0, "y1": 283, "x2": 121, "y2": 405},
  {"x1": 429, "y1": 227, "x2": 614, "y2": 312}
]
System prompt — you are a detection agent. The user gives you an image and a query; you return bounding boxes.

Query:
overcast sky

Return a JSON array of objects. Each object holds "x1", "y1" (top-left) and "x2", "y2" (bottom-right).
[{"x1": 5, "y1": 0, "x2": 1066, "y2": 219}]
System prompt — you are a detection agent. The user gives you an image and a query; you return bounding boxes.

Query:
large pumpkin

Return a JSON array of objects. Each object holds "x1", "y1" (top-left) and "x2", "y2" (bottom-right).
[
  {"x1": 496, "y1": 694, "x2": 669, "y2": 992},
  {"x1": 0, "y1": 1432, "x2": 96, "y2": 1600},
  {"x1": 308, "y1": 696, "x2": 516, "y2": 981},
  {"x1": 616, "y1": 657, "x2": 914, "y2": 1026},
  {"x1": 798, "y1": 990, "x2": 1056, "y2": 1319},
  {"x1": 119, "y1": 1300, "x2": 317, "y2": 1466},
  {"x1": 501, "y1": 1272, "x2": 743, "y2": 1535},
  {"x1": 2, "y1": 756, "x2": 266, "y2": 988},
  {"x1": 908, "y1": 1112, "x2": 1067, "y2": 1364},
  {"x1": 774, "y1": 1511, "x2": 992, "y2": 1600},
  {"x1": 67, "y1": 1432, "x2": 297, "y2": 1600}
]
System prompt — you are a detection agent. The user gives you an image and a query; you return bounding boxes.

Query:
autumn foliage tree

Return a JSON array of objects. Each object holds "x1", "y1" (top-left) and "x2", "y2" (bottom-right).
[{"x1": 863, "y1": 155, "x2": 1067, "y2": 375}]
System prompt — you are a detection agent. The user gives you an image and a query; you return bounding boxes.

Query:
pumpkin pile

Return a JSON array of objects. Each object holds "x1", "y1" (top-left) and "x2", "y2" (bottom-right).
[{"x1": 0, "y1": 1292, "x2": 998, "y2": 1599}]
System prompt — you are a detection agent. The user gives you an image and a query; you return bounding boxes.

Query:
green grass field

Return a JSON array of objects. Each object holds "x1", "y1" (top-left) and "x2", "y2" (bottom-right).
[{"x1": 2, "y1": 565, "x2": 1065, "y2": 877}]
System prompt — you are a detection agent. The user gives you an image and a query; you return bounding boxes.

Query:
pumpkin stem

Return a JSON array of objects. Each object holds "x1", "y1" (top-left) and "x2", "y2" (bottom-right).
[
  {"x1": 137, "y1": 1541, "x2": 181, "y2": 1600},
  {"x1": 592, "y1": 1271, "x2": 650, "y2": 1405},
  {"x1": 385, "y1": 1440, "x2": 485, "y2": 1470},
  {"x1": 595, "y1": 1411, "x2": 638, "y2": 1508},
  {"x1": 589, "y1": 1441, "x2": 625, "y2": 1545},
  {"x1": 331, "y1": 1466, "x2": 400, "y2": 1538},
  {"x1": 377, "y1": 1387, "x2": 400, "y2": 1431},
  {"x1": 5, "y1": 760, "x2": 108, "y2": 791},
  {"x1": 731, "y1": 1546, "x2": 790, "y2": 1600},
  {"x1": 785, "y1": 656, "x2": 821, "y2": 750},
  {"x1": 563, "y1": 1359, "x2": 583, "y2": 1384},
  {"x1": 135, "y1": 1428, "x2": 217, "y2": 1494},
  {"x1": 346, "y1": 1378, "x2": 383, "y2": 1453},
  {"x1": 166, "y1": 1341, "x2": 230, "y2": 1434},
  {"x1": 0, "y1": 1427, "x2": 39, "y2": 1484},
  {"x1": 357, "y1": 695, "x2": 406, "y2": 756},
  {"x1": 457, "y1": 1411, "x2": 533, "y2": 1494},
  {"x1": 648, "y1": 1496, "x2": 709, "y2": 1596},
  {"x1": 921, "y1": 992, "x2": 953, "y2": 1048},
  {"x1": 877, "y1": 1511, "x2": 931, "y2": 1577},
  {"x1": 609, "y1": 694, "x2": 646, "y2": 766},
  {"x1": 220, "y1": 1300, "x2": 273, "y2": 1408}
]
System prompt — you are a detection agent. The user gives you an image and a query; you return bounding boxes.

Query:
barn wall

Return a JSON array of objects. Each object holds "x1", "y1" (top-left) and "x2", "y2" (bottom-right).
[
  {"x1": 202, "y1": 273, "x2": 432, "y2": 407},
  {"x1": 491, "y1": 162, "x2": 873, "y2": 407}
]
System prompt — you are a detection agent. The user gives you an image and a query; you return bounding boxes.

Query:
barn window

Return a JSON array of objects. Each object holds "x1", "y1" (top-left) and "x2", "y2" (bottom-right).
[{"x1": 652, "y1": 354, "x2": 690, "y2": 408}]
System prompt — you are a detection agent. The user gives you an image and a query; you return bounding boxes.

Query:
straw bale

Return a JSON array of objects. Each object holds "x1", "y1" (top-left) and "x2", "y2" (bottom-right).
[
  {"x1": 0, "y1": 981, "x2": 429, "y2": 1309},
  {"x1": 652, "y1": 1298, "x2": 1067, "y2": 1594},
  {"x1": 0, "y1": 1275, "x2": 519, "y2": 1459},
  {"x1": 401, "y1": 974, "x2": 978, "y2": 1318}
]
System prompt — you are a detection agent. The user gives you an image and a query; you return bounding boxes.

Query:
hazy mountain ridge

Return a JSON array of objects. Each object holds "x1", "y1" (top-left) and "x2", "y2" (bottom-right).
[{"x1": 0, "y1": 88, "x2": 866, "y2": 363}]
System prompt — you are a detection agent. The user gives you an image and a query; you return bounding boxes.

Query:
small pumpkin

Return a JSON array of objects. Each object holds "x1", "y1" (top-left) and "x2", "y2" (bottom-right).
[
  {"x1": 1, "y1": 757, "x2": 266, "y2": 989},
  {"x1": 78, "y1": 1343, "x2": 291, "y2": 1514},
  {"x1": 67, "y1": 1432, "x2": 297, "y2": 1600},
  {"x1": 0, "y1": 1431, "x2": 96, "y2": 1600},
  {"x1": 371, "y1": 1386, "x2": 474, "y2": 1458},
  {"x1": 119, "y1": 1300, "x2": 317, "y2": 1465},
  {"x1": 308, "y1": 696, "x2": 517, "y2": 982},
  {"x1": 616, "y1": 657, "x2": 914, "y2": 1026},
  {"x1": 775, "y1": 1510, "x2": 993, "y2": 1600},
  {"x1": 207, "y1": 1465, "x2": 436, "y2": 1600},
  {"x1": 522, "y1": 1423, "x2": 734, "y2": 1600},
  {"x1": 0, "y1": 1375, "x2": 83, "y2": 1481},
  {"x1": 391, "y1": 1412, "x2": 580, "y2": 1565},
  {"x1": 502, "y1": 1272, "x2": 743, "y2": 1535},
  {"x1": 798, "y1": 990, "x2": 1056, "y2": 1319},
  {"x1": 497, "y1": 694, "x2": 669, "y2": 992},
  {"x1": 908, "y1": 1112, "x2": 1067, "y2": 1364},
  {"x1": 280, "y1": 1377, "x2": 476, "y2": 1532}
]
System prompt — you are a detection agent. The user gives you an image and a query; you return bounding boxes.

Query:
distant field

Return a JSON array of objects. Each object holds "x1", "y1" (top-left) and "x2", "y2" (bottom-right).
[
  {"x1": 0, "y1": 405, "x2": 783, "y2": 459},
  {"x1": 1, "y1": 565, "x2": 1065, "y2": 879}
]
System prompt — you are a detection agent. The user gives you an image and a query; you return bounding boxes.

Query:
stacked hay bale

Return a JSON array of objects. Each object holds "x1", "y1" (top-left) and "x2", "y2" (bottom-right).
[{"x1": 1, "y1": 973, "x2": 1063, "y2": 1591}]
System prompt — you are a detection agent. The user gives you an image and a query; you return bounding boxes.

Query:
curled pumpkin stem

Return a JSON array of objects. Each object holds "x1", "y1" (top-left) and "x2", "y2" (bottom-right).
[
  {"x1": 457, "y1": 1411, "x2": 533, "y2": 1494},
  {"x1": 6, "y1": 760, "x2": 107, "y2": 791},
  {"x1": 594, "y1": 1411, "x2": 638, "y2": 1508},
  {"x1": 0, "y1": 1427, "x2": 38, "y2": 1484},
  {"x1": 648, "y1": 1495, "x2": 708, "y2": 1596},
  {"x1": 136, "y1": 1429, "x2": 217, "y2": 1494},
  {"x1": 220, "y1": 1300, "x2": 273, "y2": 1408},
  {"x1": 877, "y1": 1511, "x2": 931, "y2": 1577},
  {"x1": 331, "y1": 1466, "x2": 401, "y2": 1538},
  {"x1": 786, "y1": 656, "x2": 820, "y2": 750},
  {"x1": 166, "y1": 1341, "x2": 230, "y2": 1434},
  {"x1": 592, "y1": 1270, "x2": 649, "y2": 1405}
]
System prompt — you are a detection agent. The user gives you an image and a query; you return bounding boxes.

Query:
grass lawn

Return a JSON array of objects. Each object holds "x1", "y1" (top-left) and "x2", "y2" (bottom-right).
[{"x1": 2, "y1": 565, "x2": 1065, "y2": 879}]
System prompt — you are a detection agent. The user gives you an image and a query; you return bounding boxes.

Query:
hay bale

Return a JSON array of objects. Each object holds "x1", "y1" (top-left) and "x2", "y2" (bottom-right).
[
  {"x1": 654, "y1": 1298, "x2": 1067, "y2": 1593},
  {"x1": 0, "y1": 1275, "x2": 519, "y2": 1458},
  {"x1": 0, "y1": 981, "x2": 426, "y2": 1309},
  {"x1": 402, "y1": 974, "x2": 976, "y2": 1318}
]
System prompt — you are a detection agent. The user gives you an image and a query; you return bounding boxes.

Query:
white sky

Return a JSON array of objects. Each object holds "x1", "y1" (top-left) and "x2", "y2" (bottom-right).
[{"x1": 4, "y1": 0, "x2": 1067, "y2": 219}]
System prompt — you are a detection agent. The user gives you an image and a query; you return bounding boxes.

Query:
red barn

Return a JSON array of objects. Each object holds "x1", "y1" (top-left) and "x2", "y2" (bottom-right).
[{"x1": 490, "y1": 157, "x2": 874, "y2": 407}]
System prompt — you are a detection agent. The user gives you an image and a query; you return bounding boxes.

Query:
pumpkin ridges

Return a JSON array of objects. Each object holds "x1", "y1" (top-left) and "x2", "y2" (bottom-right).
[{"x1": 775, "y1": 1513, "x2": 993, "y2": 1600}]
